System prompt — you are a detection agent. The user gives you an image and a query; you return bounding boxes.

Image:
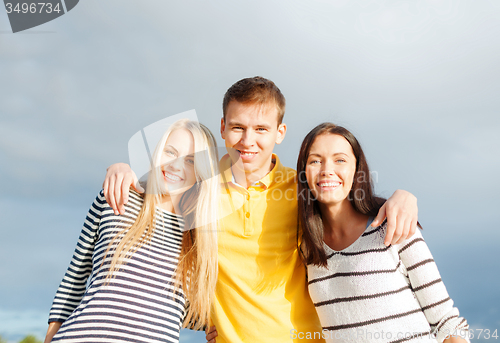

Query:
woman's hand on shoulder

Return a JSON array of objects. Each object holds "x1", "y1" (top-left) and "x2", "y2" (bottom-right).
[
  {"x1": 102, "y1": 163, "x2": 144, "y2": 215},
  {"x1": 372, "y1": 189, "x2": 418, "y2": 246}
]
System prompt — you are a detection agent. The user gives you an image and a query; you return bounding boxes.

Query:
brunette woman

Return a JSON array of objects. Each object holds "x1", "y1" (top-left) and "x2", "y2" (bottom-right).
[{"x1": 297, "y1": 123, "x2": 469, "y2": 343}]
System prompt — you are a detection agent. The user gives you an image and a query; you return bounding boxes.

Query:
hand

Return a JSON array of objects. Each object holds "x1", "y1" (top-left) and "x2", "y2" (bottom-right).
[
  {"x1": 102, "y1": 163, "x2": 144, "y2": 215},
  {"x1": 205, "y1": 325, "x2": 218, "y2": 343},
  {"x1": 372, "y1": 189, "x2": 418, "y2": 246}
]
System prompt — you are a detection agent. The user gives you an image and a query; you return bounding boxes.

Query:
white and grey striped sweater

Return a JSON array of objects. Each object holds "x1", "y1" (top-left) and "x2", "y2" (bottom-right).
[
  {"x1": 307, "y1": 219, "x2": 469, "y2": 343},
  {"x1": 48, "y1": 190, "x2": 186, "y2": 343}
]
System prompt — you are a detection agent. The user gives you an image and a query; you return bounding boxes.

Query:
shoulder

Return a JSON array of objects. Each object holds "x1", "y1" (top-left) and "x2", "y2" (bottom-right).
[
  {"x1": 360, "y1": 218, "x2": 387, "y2": 242},
  {"x1": 94, "y1": 188, "x2": 144, "y2": 207},
  {"x1": 273, "y1": 158, "x2": 297, "y2": 185},
  {"x1": 93, "y1": 188, "x2": 144, "y2": 219},
  {"x1": 129, "y1": 188, "x2": 145, "y2": 204},
  {"x1": 395, "y1": 227, "x2": 426, "y2": 253},
  {"x1": 123, "y1": 189, "x2": 145, "y2": 217}
]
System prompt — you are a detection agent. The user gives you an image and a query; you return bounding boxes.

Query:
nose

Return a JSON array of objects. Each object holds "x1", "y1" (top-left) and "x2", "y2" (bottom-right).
[
  {"x1": 320, "y1": 159, "x2": 335, "y2": 176},
  {"x1": 239, "y1": 130, "x2": 255, "y2": 148},
  {"x1": 167, "y1": 157, "x2": 182, "y2": 171}
]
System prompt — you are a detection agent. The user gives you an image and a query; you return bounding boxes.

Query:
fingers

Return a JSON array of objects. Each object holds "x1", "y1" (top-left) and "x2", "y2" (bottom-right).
[
  {"x1": 136, "y1": 183, "x2": 145, "y2": 193},
  {"x1": 106, "y1": 174, "x2": 128, "y2": 215},
  {"x1": 384, "y1": 202, "x2": 398, "y2": 246},
  {"x1": 120, "y1": 174, "x2": 135, "y2": 215},
  {"x1": 386, "y1": 206, "x2": 417, "y2": 245},
  {"x1": 103, "y1": 163, "x2": 136, "y2": 215},
  {"x1": 409, "y1": 218, "x2": 418, "y2": 237},
  {"x1": 107, "y1": 174, "x2": 119, "y2": 215},
  {"x1": 122, "y1": 175, "x2": 133, "y2": 204},
  {"x1": 372, "y1": 203, "x2": 386, "y2": 228},
  {"x1": 205, "y1": 326, "x2": 218, "y2": 343},
  {"x1": 114, "y1": 174, "x2": 124, "y2": 215},
  {"x1": 382, "y1": 190, "x2": 419, "y2": 245},
  {"x1": 393, "y1": 215, "x2": 409, "y2": 245}
]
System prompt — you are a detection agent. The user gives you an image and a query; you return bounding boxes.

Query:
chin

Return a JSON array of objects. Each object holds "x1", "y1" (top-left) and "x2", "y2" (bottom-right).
[{"x1": 317, "y1": 195, "x2": 344, "y2": 206}]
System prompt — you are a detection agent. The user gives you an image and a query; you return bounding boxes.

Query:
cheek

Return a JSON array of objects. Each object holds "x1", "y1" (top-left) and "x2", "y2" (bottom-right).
[
  {"x1": 226, "y1": 134, "x2": 240, "y2": 147},
  {"x1": 160, "y1": 155, "x2": 175, "y2": 167},
  {"x1": 159, "y1": 157, "x2": 168, "y2": 169},
  {"x1": 260, "y1": 136, "x2": 276, "y2": 149},
  {"x1": 186, "y1": 166, "x2": 197, "y2": 184},
  {"x1": 305, "y1": 168, "x2": 315, "y2": 188},
  {"x1": 343, "y1": 168, "x2": 356, "y2": 187}
]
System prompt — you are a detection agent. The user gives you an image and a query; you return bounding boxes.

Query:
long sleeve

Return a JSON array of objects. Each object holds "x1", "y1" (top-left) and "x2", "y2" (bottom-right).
[
  {"x1": 396, "y1": 229, "x2": 470, "y2": 343},
  {"x1": 48, "y1": 190, "x2": 105, "y2": 323}
]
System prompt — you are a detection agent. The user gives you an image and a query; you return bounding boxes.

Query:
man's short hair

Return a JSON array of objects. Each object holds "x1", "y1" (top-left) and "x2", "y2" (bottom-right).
[{"x1": 222, "y1": 76, "x2": 286, "y2": 125}]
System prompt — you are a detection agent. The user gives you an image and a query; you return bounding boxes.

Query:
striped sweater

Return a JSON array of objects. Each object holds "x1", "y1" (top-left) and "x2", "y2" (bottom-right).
[
  {"x1": 307, "y1": 219, "x2": 469, "y2": 343},
  {"x1": 48, "y1": 190, "x2": 186, "y2": 343}
]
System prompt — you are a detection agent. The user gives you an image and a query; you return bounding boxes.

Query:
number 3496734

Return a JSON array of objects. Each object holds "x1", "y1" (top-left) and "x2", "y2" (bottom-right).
[{"x1": 5, "y1": 3, "x2": 62, "y2": 14}]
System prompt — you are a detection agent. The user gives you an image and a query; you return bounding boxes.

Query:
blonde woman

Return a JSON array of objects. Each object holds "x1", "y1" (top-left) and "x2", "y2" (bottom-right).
[{"x1": 45, "y1": 119, "x2": 219, "y2": 343}]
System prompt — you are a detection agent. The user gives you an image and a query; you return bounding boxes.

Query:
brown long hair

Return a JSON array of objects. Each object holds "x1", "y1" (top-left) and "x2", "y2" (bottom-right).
[{"x1": 297, "y1": 123, "x2": 386, "y2": 267}]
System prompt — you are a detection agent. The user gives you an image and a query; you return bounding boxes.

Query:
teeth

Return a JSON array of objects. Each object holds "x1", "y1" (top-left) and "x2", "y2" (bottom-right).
[
  {"x1": 319, "y1": 182, "x2": 340, "y2": 187},
  {"x1": 164, "y1": 172, "x2": 181, "y2": 182},
  {"x1": 240, "y1": 152, "x2": 256, "y2": 156}
]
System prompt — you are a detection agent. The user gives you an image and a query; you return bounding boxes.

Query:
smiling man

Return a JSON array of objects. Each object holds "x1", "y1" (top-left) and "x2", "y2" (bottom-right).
[
  {"x1": 103, "y1": 76, "x2": 418, "y2": 343},
  {"x1": 221, "y1": 86, "x2": 286, "y2": 187}
]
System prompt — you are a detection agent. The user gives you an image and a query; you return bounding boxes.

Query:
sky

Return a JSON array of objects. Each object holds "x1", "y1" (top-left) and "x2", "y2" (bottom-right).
[{"x1": 1, "y1": 0, "x2": 499, "y2": 342}]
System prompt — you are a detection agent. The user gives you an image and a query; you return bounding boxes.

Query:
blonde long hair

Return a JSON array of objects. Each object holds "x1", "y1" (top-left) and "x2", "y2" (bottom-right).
[{"x1": 105, "y1": 119, "x2": 219, "y2": 330}]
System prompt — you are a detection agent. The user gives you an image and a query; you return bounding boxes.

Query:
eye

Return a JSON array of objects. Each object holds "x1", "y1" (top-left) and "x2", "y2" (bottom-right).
[
  {"x1": 232, "y1": 126, "x2": 244, "y2": 131},
  {"x1": 309, "y1": 159, "x2": 320, "y2": 165},
  {"x1": 164, "y1": 149, "x2": 176, "y2": 157},
  {"x1": 256, "y1": 128, "x2": 267, "y2": 132},
  {"x1": 185, "y1": 158, "x2": 195, "y2": 165},
  {"x1": 336, "y1": 159, "x2": 346, "y2": 163}
]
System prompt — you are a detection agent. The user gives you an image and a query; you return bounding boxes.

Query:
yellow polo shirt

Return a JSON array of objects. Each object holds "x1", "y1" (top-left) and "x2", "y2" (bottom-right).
[{"x1": 213, "y1": 154, "x2": 324, "y2": 342}]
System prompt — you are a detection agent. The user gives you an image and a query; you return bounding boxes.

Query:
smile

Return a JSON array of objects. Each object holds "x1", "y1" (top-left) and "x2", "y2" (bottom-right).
[
  {"x1": 237, "y1": 150, "x2": 258, "y2": 161},
  {"x1": 238, "y1": 150, "x2": 257, "y2": 156},
  {"x1": 163, "y1": 171, "x2": 183, "y2": 183},
  {"x1": 318, "y1": 181, "x2": 341, "y2": 188}
]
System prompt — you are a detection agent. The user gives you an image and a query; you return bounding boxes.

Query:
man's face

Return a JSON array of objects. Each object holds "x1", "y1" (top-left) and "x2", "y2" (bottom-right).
[{"x1": 221, "y1": 101, "x2": 286, "y2": 177}]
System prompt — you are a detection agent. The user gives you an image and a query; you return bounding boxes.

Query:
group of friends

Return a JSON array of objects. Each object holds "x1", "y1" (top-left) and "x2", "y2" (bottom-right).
[{"x1": 45, "y1": 77, "x2": 470, "y2": 343}]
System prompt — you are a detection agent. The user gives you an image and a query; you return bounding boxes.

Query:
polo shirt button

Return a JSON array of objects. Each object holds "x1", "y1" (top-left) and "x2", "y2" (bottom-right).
[
  {"x1": 246, "y1": 212, "x2": 250, "y2": 218},
  {"x1": 246, "y1": 194, "x2": 250, "y2": 200}
]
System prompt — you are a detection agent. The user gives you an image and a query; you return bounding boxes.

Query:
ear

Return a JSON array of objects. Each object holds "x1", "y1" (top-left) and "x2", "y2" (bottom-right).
[
  {"x1": 275, "y1": 123, "x2": 287, "y2": 145},
  {"x1": 220, "y1": 117, "x2": 226, "y2": 140}
]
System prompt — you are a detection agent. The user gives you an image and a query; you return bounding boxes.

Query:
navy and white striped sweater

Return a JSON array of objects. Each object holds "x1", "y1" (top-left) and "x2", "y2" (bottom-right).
[{"x1": 48, "y1": 190, "x2": 186, "y2": 343}]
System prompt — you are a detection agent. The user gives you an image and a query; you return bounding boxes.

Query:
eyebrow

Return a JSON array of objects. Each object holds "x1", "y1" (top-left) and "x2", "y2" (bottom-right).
[
  {"x1": 227, "y1": 121, "x2": 272, "y2": 129},
  {"x1": 256, "y1": 123, "x2": 272, "y2": 129},
  {"x1": 308, "y1": 152, "x2": 349, "y2": 158},
  {"x1": 227, "y1": 121, "x2": 245, "y2": 127}
]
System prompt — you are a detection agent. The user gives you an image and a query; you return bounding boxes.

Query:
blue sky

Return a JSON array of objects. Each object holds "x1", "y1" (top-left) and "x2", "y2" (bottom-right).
[{"x1": 1, "y1": 0, "x2": 499, "y2": 342}]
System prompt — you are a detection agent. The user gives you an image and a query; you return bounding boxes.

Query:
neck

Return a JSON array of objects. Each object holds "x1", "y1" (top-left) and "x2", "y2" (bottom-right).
[
  {"x1": 231, "y1": 157, "x2": 275, "y2": 188},
  {"x1": 319, "y1": 199, "x2": 366, "y2": 236},
  {"x1": 158, "y1": 193, "x2": 181, "y2": 213}
]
